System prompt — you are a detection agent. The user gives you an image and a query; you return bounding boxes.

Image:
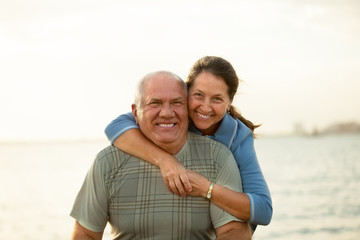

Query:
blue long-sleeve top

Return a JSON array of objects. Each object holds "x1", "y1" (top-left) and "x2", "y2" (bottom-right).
[{"x1": 105, "y1": 112, "x2": 273, "y2": 226}]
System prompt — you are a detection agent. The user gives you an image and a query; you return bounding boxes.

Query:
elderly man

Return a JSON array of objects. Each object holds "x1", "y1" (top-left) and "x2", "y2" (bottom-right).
[{"x1": 70, "y1": 71, "x2": 251, "y2": 239}]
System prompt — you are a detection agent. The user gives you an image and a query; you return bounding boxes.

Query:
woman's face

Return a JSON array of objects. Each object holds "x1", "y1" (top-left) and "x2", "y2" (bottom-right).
[{"x1": 188, "y1": 71, "x2": 231, "y2": 135}]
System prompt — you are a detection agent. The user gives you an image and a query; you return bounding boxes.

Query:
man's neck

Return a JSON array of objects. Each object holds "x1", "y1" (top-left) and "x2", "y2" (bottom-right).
[{"x1": 156, "y1": 136, "x2": 187, "y2": 155}]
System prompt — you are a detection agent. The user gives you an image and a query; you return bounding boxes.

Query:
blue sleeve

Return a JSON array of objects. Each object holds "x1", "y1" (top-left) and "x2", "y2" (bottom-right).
[
  {"x1": 104, "y1": 112, "x2": 139, "y2": 144},
  {"x1": 232, "y1": 131, "x2": 273, "y2": 226}
]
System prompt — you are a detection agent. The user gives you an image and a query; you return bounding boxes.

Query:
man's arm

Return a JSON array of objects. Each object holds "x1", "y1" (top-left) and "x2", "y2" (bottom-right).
[
  {"x1": 71, "y1": 221, "x2": 103, "y2": 240},
  {"x1": 215, "y1": 221, "x2": 252, "y2": 240}
]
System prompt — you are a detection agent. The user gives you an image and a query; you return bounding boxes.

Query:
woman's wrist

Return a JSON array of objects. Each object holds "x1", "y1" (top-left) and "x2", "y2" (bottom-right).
[
  {"x1": 155, "y1": 152, "x2": 175, "y2": 167},
  {"x1": 200, "y1": 181, "x2": 212, "y2": 198},
  {"x1": 206, "y1": 183, "x2": 214, "y2": 199}
]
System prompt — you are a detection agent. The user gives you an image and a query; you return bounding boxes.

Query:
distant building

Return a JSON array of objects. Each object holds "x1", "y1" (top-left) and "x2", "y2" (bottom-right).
[
  {"x1": 322, "y1": 122, "x2": 360, "y2": 134},
  {"x1": 293, "y1": 122, "x2": 307, "y2": 136}
]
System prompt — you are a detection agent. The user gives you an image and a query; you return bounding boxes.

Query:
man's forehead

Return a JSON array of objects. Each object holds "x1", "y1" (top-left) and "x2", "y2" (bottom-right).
[
  {"x1": 144, "y1": 95, "x2": 185, "y2": 102},
  {"x1": 142, "y1": 78, "x2": 186, "y2": 99}
]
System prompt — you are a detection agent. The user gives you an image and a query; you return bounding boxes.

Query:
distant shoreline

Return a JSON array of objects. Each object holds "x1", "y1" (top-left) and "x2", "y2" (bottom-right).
[{"x1": 1, "y1": 132, "x2": 360, "y2": 144}]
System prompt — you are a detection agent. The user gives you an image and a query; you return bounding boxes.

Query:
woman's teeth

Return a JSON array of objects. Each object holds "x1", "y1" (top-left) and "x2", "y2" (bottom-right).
[{"x1": 197, "y1": 113, "x2": 210, "y2": 119}]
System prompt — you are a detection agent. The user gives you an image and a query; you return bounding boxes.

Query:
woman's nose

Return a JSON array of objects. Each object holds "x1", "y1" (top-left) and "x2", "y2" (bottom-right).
[{"x1": 199, "y1": 102, "x2": 212, "y2": 113}]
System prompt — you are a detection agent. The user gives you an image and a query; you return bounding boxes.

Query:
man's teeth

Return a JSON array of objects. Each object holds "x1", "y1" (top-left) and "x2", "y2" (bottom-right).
[
  {"x1": 197, "y1": 113, "x2": 210, "y2": 119},
  {"x1": 158, "y1": 124, "x2": 175, "y2": 128}
]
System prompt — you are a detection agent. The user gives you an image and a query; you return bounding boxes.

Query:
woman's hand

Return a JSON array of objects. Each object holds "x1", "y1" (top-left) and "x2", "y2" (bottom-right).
[
  {"x1": 158, "y1": 156, "x2": 192, "y2": 197},
  {"x1": 188, "y1": 170, "x2": 251, "y2": 221},
  {"x1": 111, "y1": 128, "x2": 193, "y2": 197},
  {"x1": 186, "y1": 169, "x2": 211, "y2": 198}
]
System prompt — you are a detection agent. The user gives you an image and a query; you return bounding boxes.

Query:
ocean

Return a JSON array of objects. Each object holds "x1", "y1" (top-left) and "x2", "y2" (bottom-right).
[{"x1": 0, "y1": 134, "x2": 359, "y2": 239}]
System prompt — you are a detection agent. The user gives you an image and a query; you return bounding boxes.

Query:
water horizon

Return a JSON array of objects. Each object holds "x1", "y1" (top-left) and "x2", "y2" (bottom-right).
[{"x1": 1, "y1": 134, "x2": 359, "y2": 239}]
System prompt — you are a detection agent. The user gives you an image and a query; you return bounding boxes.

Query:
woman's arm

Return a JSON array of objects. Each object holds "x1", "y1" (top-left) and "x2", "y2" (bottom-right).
[
  {"x1": 231, "y1": 131, "x2": 273, "y2": 225},
  {"x1": 105, "y1": 113, "x2": 192, "y2": 196},
  {"x1": 186, "y1": 169, "x2": 250, "y2": 221},
  {"x1": 187, "y1": 118, "x2": 272, "y2": 225},
  {"x1": 213, "y1": 115, "x2": 273, "y2": 225}
]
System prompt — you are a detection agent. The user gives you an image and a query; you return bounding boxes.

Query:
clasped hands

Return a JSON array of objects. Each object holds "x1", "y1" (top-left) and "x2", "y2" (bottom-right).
[{"x1": 158, "y1": 156, "x2": 211, "y2": 198}]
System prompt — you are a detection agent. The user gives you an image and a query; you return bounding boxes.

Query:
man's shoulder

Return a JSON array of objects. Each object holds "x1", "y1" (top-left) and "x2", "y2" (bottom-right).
[
  {"x1": 94, "y1": 145, "x2": 133, "y2": 167},
  {"x1": 187, "y1": 132, "x2": 233, "y2": 158},
  {"x1": 185, "y1": 132, "x2": 236, "y2": 183},
  {"x1": 96, "y1": 145, "x2": 121, "y2": 158}
]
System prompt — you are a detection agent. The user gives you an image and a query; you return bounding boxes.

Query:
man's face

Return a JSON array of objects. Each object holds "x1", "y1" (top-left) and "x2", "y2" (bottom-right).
[{"x1": 132, "y1": 74, "x2": 188, "y2": 154}]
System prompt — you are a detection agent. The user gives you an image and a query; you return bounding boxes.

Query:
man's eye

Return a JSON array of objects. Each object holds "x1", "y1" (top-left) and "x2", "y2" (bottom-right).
[
  {"x1": 149, "y1": 102, "x2": 160, "y2": 106},
  {"x1": 173, "y1": 101, "x2": 183, "y2": 105}
]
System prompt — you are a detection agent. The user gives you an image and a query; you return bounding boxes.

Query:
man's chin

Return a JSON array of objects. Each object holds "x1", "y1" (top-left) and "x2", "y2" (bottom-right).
[
  {"x1": 153, "y1": 137, "x2": 178, "y2": 144},
  {"x1": 152, "y1": 133, "x2": 184, "y2": 145}
]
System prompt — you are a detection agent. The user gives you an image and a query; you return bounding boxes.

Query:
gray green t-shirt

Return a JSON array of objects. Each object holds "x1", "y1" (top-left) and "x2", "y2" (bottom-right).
[{"x1": 70, "y1": 132, "x2": 243, "y2": 239}]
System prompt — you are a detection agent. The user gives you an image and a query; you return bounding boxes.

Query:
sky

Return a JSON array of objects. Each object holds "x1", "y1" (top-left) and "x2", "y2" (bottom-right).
[{"x1": 1, "y1": 0, "x2": 359, "y2": 141}]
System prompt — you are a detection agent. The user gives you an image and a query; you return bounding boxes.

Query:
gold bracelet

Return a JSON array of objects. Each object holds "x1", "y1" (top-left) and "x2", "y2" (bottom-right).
[{"x1": 206, "y1": 183, "x2": 214, "y2": 199}]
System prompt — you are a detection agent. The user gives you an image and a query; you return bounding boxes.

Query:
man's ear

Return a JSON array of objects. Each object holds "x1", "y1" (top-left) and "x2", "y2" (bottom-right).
[{"x1": 131, "y1": 104, "x2": 139, "y2": 124}]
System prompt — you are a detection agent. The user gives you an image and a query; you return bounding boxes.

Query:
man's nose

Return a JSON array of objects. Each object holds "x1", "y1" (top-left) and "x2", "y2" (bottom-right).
[{"x1": 159, "y1": 105, "x2": 175, "y2": 118}]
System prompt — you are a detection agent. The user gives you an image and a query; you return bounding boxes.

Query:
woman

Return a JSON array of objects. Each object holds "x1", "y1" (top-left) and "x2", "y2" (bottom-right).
[{"x1": 105, "y1": 56, "x2": 272, "y2": 228}]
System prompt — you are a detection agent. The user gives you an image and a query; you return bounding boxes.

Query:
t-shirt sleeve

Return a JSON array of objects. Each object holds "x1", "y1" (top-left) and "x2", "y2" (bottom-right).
[
  {"x1": 104, "y1": 112, "x2": 139, "y2": 144},
  {"x1": 70, "y1": 155, "x2": 109, "y2": 232},
  {"x1": 210, "y1": 152, "x2": 244, "y2": 229}
]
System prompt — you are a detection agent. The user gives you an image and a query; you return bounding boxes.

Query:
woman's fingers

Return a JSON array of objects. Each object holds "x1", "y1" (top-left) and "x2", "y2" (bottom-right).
[
  {"x1": 159, "y1": 157, "x2": 192, "y2": 197},
  {"x1": 180, "y1": 172, "x2": 192, "y2": 193}
]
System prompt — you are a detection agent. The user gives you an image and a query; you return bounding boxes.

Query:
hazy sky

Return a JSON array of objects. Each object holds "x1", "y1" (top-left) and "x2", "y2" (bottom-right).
[{"x1": 1, "y1": 0, "x2": 359, "y2": 141}]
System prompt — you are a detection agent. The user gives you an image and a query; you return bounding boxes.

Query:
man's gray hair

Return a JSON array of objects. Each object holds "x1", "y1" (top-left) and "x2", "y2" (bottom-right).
[{"x1": 134, "y1": 71, "x2": 187, "y2": 107}]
